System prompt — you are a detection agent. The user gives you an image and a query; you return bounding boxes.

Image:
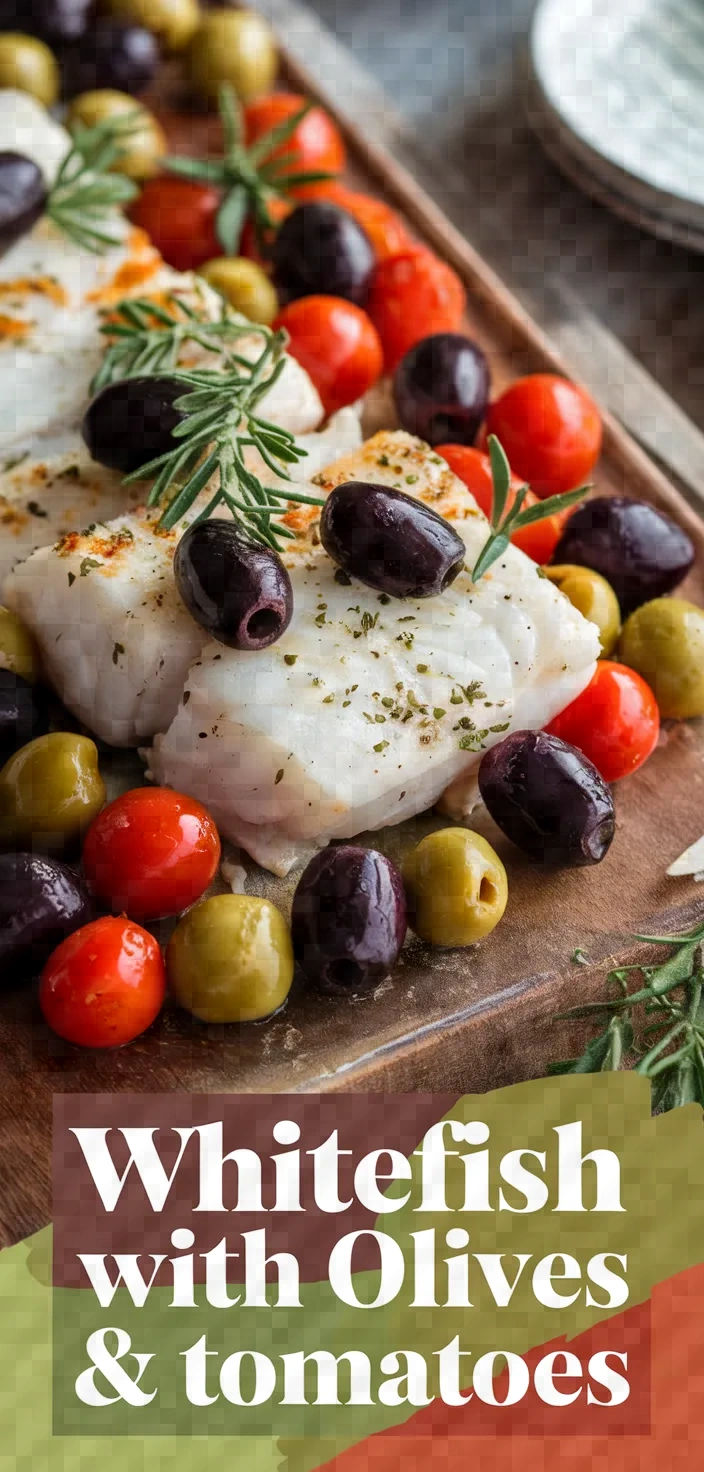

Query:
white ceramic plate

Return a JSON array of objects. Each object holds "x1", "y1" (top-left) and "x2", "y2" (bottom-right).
[{"x1": 530, "y1": 0, "x2": 704, "y2": 232}]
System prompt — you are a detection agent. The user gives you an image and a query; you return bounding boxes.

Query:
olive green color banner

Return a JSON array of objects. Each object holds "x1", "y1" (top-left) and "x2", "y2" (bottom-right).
[{"x1": 2, "y1": 1074, "x2": 704, "y2": 1470}]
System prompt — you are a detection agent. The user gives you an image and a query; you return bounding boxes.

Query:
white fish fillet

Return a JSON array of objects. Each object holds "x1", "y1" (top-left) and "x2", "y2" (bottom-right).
[
  {"x1": 147, "y1": 432, "x2": 600, "y2": 874},
  {"x1": 0, "y1": 90, "x2": 71, "y2": 184},
  {"x1": 0, "y1": 221, "x2": 323, "y2": 451},
  {"x1": 0, "y1": 217, "x2": 330, "y2": 577},
  {"x1": 0, "y1": 433, "x2": 149, "y2": 583},
  {"x1": 3, "y1": 410, "x2": 363, "y2": 745}
]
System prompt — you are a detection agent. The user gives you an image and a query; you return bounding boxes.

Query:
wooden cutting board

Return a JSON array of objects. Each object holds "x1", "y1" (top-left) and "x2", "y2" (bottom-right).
[{"x1": 1, "y1": 38, "x2": 704, "y2": 1249}]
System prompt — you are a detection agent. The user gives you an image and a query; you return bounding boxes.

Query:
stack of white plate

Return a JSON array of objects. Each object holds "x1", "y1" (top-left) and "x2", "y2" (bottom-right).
[{"x1": 526, "y1": 0, "x2": 704, "y2": 252}]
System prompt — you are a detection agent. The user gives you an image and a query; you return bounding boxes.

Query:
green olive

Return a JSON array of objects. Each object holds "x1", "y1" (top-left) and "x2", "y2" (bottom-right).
[
  {"x1": 402, "y1": 827, "x2": 508, "y2": 948},
  {"x1": 0, "y1": 34, "x2": 59, "y2": 108},
  {"x1": 544, "y1": 563, "x2": 621, "y2": 656},
  {"x1": 198, "y1": 256, "x2": 278, "y2": 324},
  {"x1": 66, "y1": 91, "x2": 166, "y2": 181},
  {"x1": 618, "y1": 597, "x2": 704, "y2": 720},
  {"x1": 104, "y1": 0, "x2": 200, "y2": 52},
  {"x1": 167, "y1": 893, "x2": 294, "y2": 1023},
  {"x1": 187, "y1": 9, "x2": 278, "y2": 104},
  {"x1": 0, "y1": 605, "x2": 41, "y2": 684},
  {"x1": 0, "y1": 733, "x2": 106, "y2": 852}
]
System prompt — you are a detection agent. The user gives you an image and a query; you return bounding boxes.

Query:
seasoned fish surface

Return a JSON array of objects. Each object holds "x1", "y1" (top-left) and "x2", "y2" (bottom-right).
[
  {"x1": 148, "y1": 433, "x2": 600, "y2": 874},
  {"x1": 4, "y1": 411, "x2": 363, "y2": 744}
]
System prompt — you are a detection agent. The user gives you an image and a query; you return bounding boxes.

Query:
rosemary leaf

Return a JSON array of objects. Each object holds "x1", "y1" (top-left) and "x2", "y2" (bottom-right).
[
  {"x1": 216, "y1": 185, "x2": 249, "y2": 255},
  {"x1": 91, "y1": 290, "x2": 261, "y2": 394},
  {"x1": 470, "y1": 433, "x2": 590, "y2": 583},
  {"x1": 123, "y1": 329, "x2": 323, "y2": 548},
  {"x1": 45, "y1": 113, "x2": 140, "y2": 254},
  {"x1": 488, "y1": 435, "x2": 511, "y2": 525},
  {"x1": 546, "y1": 925, "x2": 704, "y2": 1115},
  {"x1": 164, "y1": 87, "x2": 333, "y2": 246}
]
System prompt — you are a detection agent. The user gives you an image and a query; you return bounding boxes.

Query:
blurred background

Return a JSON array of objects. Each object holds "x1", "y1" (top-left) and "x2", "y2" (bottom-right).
[{"x1": 307, "y1": 0, "x2": 703, "y2": 434}]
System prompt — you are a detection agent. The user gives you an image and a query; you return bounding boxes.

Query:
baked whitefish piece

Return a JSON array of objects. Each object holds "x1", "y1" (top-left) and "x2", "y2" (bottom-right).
[
  {"x1": 0, "y1": 101, "x2": 327, "y2": 575},
  {"x1": 3, "y1": 411, "x2": 363, "y2": 745},
  {"x1": 146, "y1": 432, "x2": 601, "y2": 875}
]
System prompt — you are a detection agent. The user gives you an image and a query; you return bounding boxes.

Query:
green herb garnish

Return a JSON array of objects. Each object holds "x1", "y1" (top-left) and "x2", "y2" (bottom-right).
[
  {"x1": 548, "y1": 921, "x2": 704, "y2": 1111},
  {"x1": 45, "y1": 113, "x2": 140, "y2": 253},
  {"x1": 164, "y1": 85, "x2": 333, "y2": 256},
  {"x1": 124, "y1": 327, "x2": 324, "y2": 550},
  {"x1": 471, "y1": 436, "x2": 589, "y2": 583},
  {"x1": 91, "y1": 289, "x2": 262, "y2": 395}
]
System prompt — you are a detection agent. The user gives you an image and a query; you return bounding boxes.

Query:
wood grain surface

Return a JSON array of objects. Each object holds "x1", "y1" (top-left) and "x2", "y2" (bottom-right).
[{"x1": 1, "y1": 46, "x2": 704, "y2": 1248}]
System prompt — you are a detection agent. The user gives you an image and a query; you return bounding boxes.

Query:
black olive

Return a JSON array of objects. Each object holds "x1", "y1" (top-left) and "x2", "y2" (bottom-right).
[
  {"x1": 0, "y1": 669, "x2": 50, "y2": 762},
  {"x1": 82, "y1": 376, "x2": 186, "y2": 475},
  {"x1": 319, "y1": 480, "x2": 466, "y2": 598},
  {"x1": 174, "y1": 520, "x2": 294, "y2": 651},
  {"x1": 62, "y1": 19, "x2": 160, "y2": 97},
  {"x1": 394, "y1": 332, "x2": 490, "y2": 446},
  {"x1": 553, "y1": 497, "x2": 695, "y2": 618},
  {"x1": 291, "y1": 845, "x2": 407, "y2": 994},
  {"x1": 478, "y1": 729, "x2": 616, "y2": 867},
  {"x1": 272, "y1": 201, "x2": 375, "y2": 306},
  {"x1": 0, "y1": 0, "x2": 92, "y2": 43},
  {"x1": 0, "y1": 152, "x2": 47, "y2": 257},
  {"x1": 0, "y1": 851, "x2": 92, "y2": 979}
]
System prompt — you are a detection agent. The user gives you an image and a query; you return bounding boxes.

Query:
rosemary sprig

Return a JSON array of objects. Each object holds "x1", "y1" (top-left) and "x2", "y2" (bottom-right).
[
  {"x1": 164, "y1": 84, "x2": 334, "y2": 255},
  {"x1": 91, "y1": 289, "x2": 263, "y2": 394},
  {"x1": 471, "y1": 436, "x2": 590, "y2": 582},
  {"x1": 123, "y1": 326, "x2": 324, "y2": 550},
  {"x1": 547, "y1": 922, "x2": 704, "y2": 1113},
  {"x1": 45, "y1": 114, "x2": 140, "y2": 253}
]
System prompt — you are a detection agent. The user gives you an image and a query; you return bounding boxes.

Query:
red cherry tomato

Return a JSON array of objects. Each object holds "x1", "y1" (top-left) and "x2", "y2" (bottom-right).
[
  {"x1": 436, "y1": 444, "x2": 569, "y2": 563},
  {"x1": 302, "y1": 182, "x2": 411, "y2": 262},
  {"x1": 39, "y1": 916, "x2": 166, "y2": 1049},
  {"x1": 485, "y1": 374, "x2": 603, "y2": 499},
  {"x1": 243, "y1": 92, "x2": 346, "y2": 196},
  {"x1": 546, "y1": 661, "x2": 660, "y2": 782},
  {"x1": 82, "y1": 787, "x2": 221, "y2": 921},
  {"x1": 129, "y1": 176, "x2": 221, "y2": 272},
  {"x1": 367, "y1": 247, "x2": 466, "y2": 372},
  {"x1": 274, "y1": 295, "x2": 383, "y2": 415}
]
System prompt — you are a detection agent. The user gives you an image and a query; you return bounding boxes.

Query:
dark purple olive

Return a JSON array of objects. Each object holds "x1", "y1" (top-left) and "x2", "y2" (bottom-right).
[
  {"x1": 0, "y1": 152, "x2": 47, "y2": 256},
  {"x1": 394, "y1": 332, "x2": 490, "y2": 446},
  {"x1": 272, "y1": 202, "x2": 375, "y2": 306},
  {"x1": 82, "y1": 376, "x2": 185, "y2": 475},
  {"x1": 0, "y1": 0, "x2": 93, "y2": 43},
  {"x1": 174, "y1": 519, "x2": 293, "y2": 650},
  {"x1": 478, "y1": 729, "x2": 615, "y2": 867},
  {"x1": 0, "y1": 669, "x2": 50, "y2": 762},
  {"x1": 0, "y1": 851, "x2": 91, "y2": 979},
  {"x1": 553, "y1": 497, "x2": 695, "y2": 618},
  {"x1": 291, "y1": 844, "x2": 407, "y2": 994},
  {"x1": 320, "y1": 480, "x2": 466, "y2": 598},
  {"x1": 62, "y1": 19, "x2": 160, "y2": 97}
]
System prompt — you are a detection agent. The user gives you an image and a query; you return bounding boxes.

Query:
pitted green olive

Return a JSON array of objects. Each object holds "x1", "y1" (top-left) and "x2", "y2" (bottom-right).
[
  {"x1": 618, "y1": 597, "x2": 704, "y2": 720},
  {"x1": 402, "y1": 827, "x2": 508, "y2": 947},
  {"x1": 167, "y1": 893, "x2": 294, "y2": 1023},
  {"x1": 66, "y1": 91, "x2": 166, "y2": 180},
  {"x1": 0, "y1": 35, "x2": 59, "y2": 108},
  {"x1": 104, "y1": 0, "x2": 200, "y2": 52},
  {"x1": 0, "y1": 732, "x2": 106, "y2": 852},
  {"x1": 187, "y1": 9, "x2": 278, "y2": 103},
  {"x1": 0, "y1": 605, "x2": 41, "y2": 684},
  {"x1": 544, "y1": 564, "x2": 621, "y2": 656},
  {"x1": 198, "y1": 256, "x2": 278, "y2": 324}
]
